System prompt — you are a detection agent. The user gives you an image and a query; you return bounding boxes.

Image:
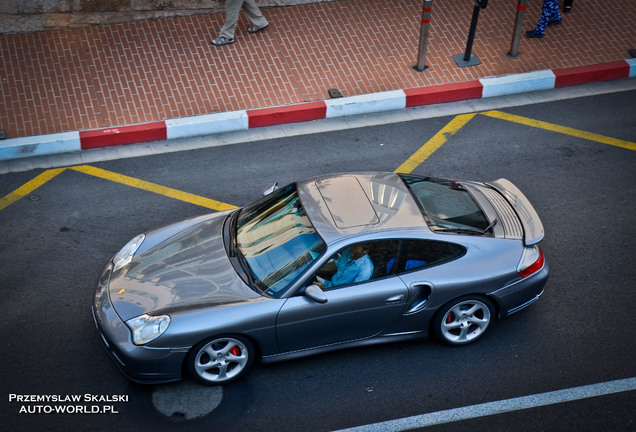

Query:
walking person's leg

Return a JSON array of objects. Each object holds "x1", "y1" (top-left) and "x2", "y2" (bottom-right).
[
  {"x1": 546, "y1": 0, "x2": 562, "y2": 23},
  {"x1": 527, "y1": 0, "x2": 560, "y2": 38},
  {"x1": 213, "y1": 0, "x2": 244, "y2": 45},
  {"x1": 535, "y1": 0, "x2": 552, "y2": 34},
  {"x1": 242, "y1": 0, "x2": 269, "y2": 32}
]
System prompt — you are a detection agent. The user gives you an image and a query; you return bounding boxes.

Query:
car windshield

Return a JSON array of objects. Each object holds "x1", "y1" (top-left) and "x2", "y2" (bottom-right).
[
  {"x1": 400, "y1": 175, "x2": 491, "y2": 234},
  {"x1": 236, "y1": 183, "x2": 326, "y2": 297}
]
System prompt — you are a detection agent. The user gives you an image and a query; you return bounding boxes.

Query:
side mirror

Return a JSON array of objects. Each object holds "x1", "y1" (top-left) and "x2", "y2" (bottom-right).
[
  {"x1": 305, "y1": 285, "x2": 328, "y2": 304},
  {"x1": 263, "y1": 182, "x2": 279, "y2": 196}
]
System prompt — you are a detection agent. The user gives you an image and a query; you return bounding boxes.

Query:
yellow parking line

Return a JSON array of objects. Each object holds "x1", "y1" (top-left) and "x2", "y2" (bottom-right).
[
  {"x1": 481, "y1": 110, "x2": 636, "y2": 151},
  {"x1": 4, "y1": 109, "x2": 629, "y2": 214},
  {"x1": 0, "y1": 168, "x2": 66, "y2": 211},
  {"x1": 70, "y1": 165, "x2": 238, "y2": 211},
  {"x1": 395, "y1": 114, "x2": 477, "y2": 174}
]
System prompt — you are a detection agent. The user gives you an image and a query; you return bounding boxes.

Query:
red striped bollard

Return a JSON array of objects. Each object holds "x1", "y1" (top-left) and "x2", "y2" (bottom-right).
[
  {"x1": 414, "y1": 0, "x2": 433, "y2": 72},
  {"x1": 508, "y1": 0, "x2": 527, "y2": 57}
]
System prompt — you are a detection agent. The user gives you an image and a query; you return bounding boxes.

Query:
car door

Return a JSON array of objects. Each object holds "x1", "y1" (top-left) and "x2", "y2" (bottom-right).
[{"x1": 275, "y1": 240, "x2": 409, "y2": 353}]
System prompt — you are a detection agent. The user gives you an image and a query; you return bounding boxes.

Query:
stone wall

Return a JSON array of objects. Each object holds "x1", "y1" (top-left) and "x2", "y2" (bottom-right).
[{"x1": 0, "y1": 0, "x2": 335, "y2": 34}]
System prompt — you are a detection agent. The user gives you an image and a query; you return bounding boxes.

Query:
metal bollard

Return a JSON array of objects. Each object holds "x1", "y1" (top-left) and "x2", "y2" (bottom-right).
[
  {"x1": 463, "y1": 0, "x2": 488, "y2": 62},
  {"x1": 414, "y1": 0, "x2": 434, "y2": 72},
  {"x1": 508, "y1": 0, "x2": 527, "y2": 57},
  {"x1": 452, "y1": 0, "x2": 488, "y2": 68}
]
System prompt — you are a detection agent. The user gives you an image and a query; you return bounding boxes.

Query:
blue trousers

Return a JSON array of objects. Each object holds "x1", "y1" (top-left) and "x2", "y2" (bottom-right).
[{"x1": 534, "y1": 0, "x2": 562, "y2": 35}]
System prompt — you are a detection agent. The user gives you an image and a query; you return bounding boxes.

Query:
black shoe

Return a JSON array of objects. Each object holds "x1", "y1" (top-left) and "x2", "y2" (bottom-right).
[
  {"x1": 564, "y1": 6, "x2": 572, "y2": 13},
  {"x1": 526, "y1": 30, "x2": 544, "y2": 39},
  {"x1": 548, "y1": 19, "x2": 561, "y2": 27}
]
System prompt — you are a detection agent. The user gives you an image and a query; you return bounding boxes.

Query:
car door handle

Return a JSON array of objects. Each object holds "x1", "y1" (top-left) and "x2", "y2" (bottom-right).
[{"x1": 386, "y1": 294, "x2": 406, "y2": 304}]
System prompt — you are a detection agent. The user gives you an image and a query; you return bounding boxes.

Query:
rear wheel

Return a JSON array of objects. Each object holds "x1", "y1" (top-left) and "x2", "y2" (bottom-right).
[
  {"x1": 433, "y1": 296, "x2": 494, "y2": 345},
  {"x1": 187, "y1": 335, "x2": 254, "y2": 385}
]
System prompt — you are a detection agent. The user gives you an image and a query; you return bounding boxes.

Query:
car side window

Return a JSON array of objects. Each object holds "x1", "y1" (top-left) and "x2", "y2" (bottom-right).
[
  {"x1": 387, "y1": 239, "x2": 465, "y2": 274},
  {"x1": 314, "y1": 240, "x2": 399, "y2": 290}
]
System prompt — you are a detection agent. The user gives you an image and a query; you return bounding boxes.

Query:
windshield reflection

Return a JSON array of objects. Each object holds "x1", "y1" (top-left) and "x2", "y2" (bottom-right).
[{"x1": 236, "y1": 183, "x2": 326, "y2": 297}]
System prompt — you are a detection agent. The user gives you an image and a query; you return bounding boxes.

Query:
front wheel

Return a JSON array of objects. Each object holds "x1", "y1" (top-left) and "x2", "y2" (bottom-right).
[
  {"x1": 187, "y1": 335, "x2": 255, "y2": 385},
  {"x1": 433, "y1": 296, "x2": 495, "y2": 345}
]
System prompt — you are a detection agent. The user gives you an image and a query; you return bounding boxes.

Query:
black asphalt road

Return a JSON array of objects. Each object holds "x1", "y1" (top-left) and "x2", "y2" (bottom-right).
[{"x1": 1, "y1": 90, "x2": 635, "y2": 431}]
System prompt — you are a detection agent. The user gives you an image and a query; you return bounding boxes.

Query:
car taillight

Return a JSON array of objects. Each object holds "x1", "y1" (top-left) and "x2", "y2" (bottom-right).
[{"x1": 518, "y1": 246, "x2": 544, "y2": 278}]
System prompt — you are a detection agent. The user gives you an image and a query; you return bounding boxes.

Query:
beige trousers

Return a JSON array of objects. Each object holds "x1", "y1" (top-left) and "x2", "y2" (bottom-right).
[{"x1": 219, "y1": 0, "x2": 269, "y2": 39}]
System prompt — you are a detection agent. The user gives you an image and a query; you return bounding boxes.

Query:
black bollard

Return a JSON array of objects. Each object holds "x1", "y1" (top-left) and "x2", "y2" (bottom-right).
[{"x1": 452, "y1": 0, "x2": 488, "y2": 68}]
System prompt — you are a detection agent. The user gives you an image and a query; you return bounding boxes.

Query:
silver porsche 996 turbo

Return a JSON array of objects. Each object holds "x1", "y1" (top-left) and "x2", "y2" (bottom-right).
[{"x1": 93, "y1": 172, "x2": 548, "y2": 385}]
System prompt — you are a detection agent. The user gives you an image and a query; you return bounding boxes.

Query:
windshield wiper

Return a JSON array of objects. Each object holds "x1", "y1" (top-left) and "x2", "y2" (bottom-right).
[
  {"x1": 481, "y1": 218, "x2": 498, "y2": 234},
  {"x1": 433, "y1": 219, "x2": 497, "y2": 235},
  {"x1": 433, "y1": 227, "x2": 484, "y2": 235}
]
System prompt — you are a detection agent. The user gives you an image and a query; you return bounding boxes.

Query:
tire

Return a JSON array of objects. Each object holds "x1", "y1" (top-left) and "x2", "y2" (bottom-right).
[
  {"x1": 433, "y1": 296, "x2": 495, "y2": 346},
  {"x1": 187, "y1": 335, "x2": 255, "y2": 385}
]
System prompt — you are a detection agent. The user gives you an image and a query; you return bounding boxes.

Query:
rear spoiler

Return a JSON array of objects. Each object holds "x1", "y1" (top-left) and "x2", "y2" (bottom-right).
[{"x1": 489, "y1": 179, "x2": 544, "y2": 245}]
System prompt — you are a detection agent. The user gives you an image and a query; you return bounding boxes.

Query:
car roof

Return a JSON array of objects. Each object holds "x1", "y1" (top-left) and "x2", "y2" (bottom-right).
[{"x1": 296, "y1": 172, "x2": 428, "y2": 245}]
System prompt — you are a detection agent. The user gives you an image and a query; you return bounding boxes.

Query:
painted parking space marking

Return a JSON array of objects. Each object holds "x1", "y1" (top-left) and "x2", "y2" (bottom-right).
[
  {"x1": 0, "y1": 168, "x2": 66, "y2": 211},
  {"x1": 394, "y1": 114, "x2": 476, "y2": 174},
  {"x1": 396, "y1": 110, "x2": 636, "y2": 174},
  {"x1": 482, "y1": 110, "x2": 636, "y2": 151},
  {"x1": 70, "y1": 165, "x2": 237, "y2": 211},
  {"x1": 2, "y1": 110, "x2": 635, "y2": 212},
  {"x1": 333, "y1": 377, "x2": 636, "y2": 432},
  {"x1": 0, "y1": 166, "x2": 237, "y2": 212}
]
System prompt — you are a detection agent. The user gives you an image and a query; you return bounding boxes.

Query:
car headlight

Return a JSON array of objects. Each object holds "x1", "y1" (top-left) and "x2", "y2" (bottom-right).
[
  {"x1": 125, "y1": 314, "x2": 170, "y2": 345},
  {"x1": 112, "y1": 234, "x2": 145, "y2": 272}
]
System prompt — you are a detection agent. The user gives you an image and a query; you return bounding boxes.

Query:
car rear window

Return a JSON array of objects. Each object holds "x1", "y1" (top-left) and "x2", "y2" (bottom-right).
[{"x1": 399, "y1": 174, "x2": 490, "y2": 234}]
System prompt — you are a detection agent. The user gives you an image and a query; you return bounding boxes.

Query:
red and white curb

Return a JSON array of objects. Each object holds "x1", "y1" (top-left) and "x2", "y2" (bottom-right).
[{"x1": 2, "y1": 59, "x2": 635, "y2": 161}]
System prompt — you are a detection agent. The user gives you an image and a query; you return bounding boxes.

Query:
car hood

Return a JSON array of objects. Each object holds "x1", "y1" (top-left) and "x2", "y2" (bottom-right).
[{"x1": 108, "y1": 212, "x2": 261, "y2": 321}]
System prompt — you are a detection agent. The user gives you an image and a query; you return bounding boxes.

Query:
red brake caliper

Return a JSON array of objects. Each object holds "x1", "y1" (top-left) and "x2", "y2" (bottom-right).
[
  {"x1": 446, "y1": 312, "x2": 454, "y2": 324},
  {"x1": 230, "y1": 346, "x2": 241, "y2": 356}
]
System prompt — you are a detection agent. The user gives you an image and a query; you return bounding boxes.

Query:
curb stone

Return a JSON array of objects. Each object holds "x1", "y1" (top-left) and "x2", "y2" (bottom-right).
[{"x1": 2, "y1": 59, "x2": 635, "y2": 162}]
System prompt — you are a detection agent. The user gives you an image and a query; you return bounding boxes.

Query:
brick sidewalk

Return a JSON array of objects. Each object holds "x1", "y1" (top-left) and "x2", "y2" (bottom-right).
[{"x1": 1, "y1": 0, "x2": 634, "y2": 140}]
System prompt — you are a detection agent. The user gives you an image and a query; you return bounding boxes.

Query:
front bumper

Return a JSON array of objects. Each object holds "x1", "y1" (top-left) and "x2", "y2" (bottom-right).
[
  {"x1": 489, "y1": 260, "x2": 550, "y2": 319},
  {"x1": 92, "y1": 264, "x2": 187, "y2": 384}
]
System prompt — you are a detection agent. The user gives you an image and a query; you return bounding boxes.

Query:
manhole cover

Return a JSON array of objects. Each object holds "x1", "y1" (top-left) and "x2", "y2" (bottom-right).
[{"x1": 151, "y1": 380, "x2": 223, "y2": 421}]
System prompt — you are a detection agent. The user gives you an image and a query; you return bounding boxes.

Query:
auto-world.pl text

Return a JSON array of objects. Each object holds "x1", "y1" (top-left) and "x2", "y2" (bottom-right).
[{"x1": 9, "y1": 394, "x2": 128, "y2": 414}]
